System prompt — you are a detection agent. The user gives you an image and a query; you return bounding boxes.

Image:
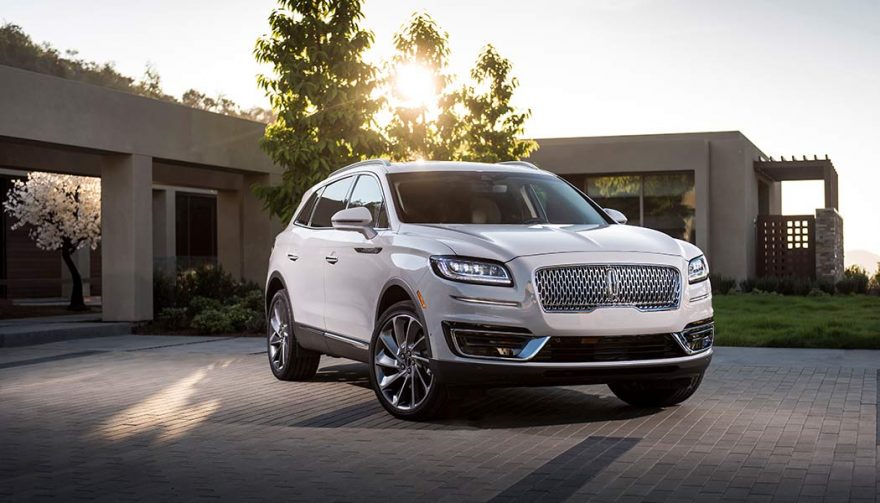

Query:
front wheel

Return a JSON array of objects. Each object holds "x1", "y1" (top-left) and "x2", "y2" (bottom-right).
[
  {"x1": 369, "y1": 301, "x2": 447, "y2": 420},
  {"x1": 608, "y1": 371, "x2": 704, "y2": 407}
]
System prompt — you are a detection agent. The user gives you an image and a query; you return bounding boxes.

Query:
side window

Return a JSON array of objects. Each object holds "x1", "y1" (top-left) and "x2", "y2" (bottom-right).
[
  {"x1": 347, "y1": 175, "x2": 388, "y2": 228},
  {"x1": 310, "y1": 177, "x2": 354, "y2": 228},
  {"x1": 294, "y1": 190, "x2": 320, "y2": 226}
]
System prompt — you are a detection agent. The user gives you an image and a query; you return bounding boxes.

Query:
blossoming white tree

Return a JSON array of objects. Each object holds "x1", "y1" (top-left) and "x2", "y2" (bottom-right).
[{"x1": 3, "y1": 173, "x2": 101, "y2": 310}]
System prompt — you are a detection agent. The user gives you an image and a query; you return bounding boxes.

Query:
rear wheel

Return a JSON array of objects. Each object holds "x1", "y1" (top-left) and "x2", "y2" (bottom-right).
[
  {"x1": 369, "y1": 301, "x2": 447, "y2": 420},
  {"x1": 608, "y1": 371, "x2": 704, "y2": 407},
  {"x1": 267, "y1": 289, "x2": 320, "y2": 381}
]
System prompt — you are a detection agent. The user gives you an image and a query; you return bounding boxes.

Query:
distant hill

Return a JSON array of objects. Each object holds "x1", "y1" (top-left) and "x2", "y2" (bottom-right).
[{"x1": 846, "y1": 250, "x2": 880, "y2": 273}]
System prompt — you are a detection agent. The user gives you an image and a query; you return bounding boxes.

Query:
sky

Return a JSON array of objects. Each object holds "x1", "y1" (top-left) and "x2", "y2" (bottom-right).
[{"x1": 2, "y1": 0, "x2": 878, "y2": 255}]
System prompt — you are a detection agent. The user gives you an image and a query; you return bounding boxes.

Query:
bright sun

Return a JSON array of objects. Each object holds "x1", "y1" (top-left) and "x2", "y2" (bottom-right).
[{"x1": 393, "y1": 62, "x2": 436, "y2": 109}]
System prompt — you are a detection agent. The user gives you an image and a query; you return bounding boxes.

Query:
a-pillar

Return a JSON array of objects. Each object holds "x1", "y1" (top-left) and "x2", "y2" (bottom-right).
[{"x1": 101, "y1": 154, "x2": 153, "y2": 321}]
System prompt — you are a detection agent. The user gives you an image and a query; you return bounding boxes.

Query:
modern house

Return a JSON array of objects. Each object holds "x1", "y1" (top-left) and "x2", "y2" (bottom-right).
[
  {"x1": 0, "y1": 65, "x2": 844, "y2": 322},
  {"x1": 0, "y1": 65, "x2": 282, "y2": 322},
  {"x1": 529, "y1": 133, "x2": 843, "y2": 283}
]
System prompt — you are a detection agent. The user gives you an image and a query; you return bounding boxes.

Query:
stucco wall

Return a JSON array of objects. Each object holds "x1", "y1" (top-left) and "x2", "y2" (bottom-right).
[{"x1": 0, "y1": 65, "x2": 278, "y2": 175}]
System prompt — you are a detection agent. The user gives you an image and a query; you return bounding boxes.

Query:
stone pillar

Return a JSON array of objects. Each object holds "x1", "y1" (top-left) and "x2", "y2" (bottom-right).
[
  {"x1": 814, "y1": 208, "x2": 844, "y2": 283},
  {"x1": 101, "y1": 154, "x2": 153, "y2": 321},
  {"x1": 152, "y1": 188, "x2": 176, "y2": 279},
  {"x1": 217, "y1": 189, "x2": 242, "y2": 279},
  {"x1": 241, "y1": 173, "x2": 281, "y2": 285},
  {"x1": 216, "y1": 174, "x2": 280, "y2": 284}
]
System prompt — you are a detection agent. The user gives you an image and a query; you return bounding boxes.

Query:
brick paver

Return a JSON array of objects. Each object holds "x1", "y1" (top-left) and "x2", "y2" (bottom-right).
[{"x1": 0, "y1": 336, "x2": 877, "y2": 502}]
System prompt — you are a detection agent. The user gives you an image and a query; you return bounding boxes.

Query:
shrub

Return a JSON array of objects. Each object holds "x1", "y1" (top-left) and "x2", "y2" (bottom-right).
[
  {"x1": 870, "y1": 264, "x2": 880, "y2": 295},
  {"x1": 174, "y1": 264, "x2": 245, "y2": 308},
  {"x1": 740, "y1": 276, "x2": 836, "y2": 296},
  {"x1": 191, "y1": 309, "x2": 235, "y2": 334},
  {"x1": 157, "y1": 307, "x2": 189, "y2": 330},
  {"x1": 153, "y1": 273, "x2": 177, "y2": 317},
  {"x1": 148, "y1": 264, "x2": 265, "y2": 335},
  {"x1": 837, "y1": 265, "x2": 869, "y2": 295},
  {"x1": 188, "y1": 296, "x2": 223, "y2": 316},
  {"x1": 710, "y1": 274, "x2": 736, "y2": 295}
]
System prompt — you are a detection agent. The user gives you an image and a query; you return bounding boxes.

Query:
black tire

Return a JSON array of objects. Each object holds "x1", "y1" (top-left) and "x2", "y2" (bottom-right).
[
  {"x1": 267, "y1": 289, "x2": 320, "y2": 381},
  {"x1": 369, "y1": 300, "x2": 448, "y2": 420},
  {"x1": 608, "y1": 371, "x2": 705, "y2": 407}
]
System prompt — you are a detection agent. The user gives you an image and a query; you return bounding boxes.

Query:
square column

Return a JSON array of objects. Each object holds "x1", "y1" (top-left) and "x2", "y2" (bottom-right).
[
  {"x1": 152, "y1": 188, "x2": 176, "y2": 279},
  {"x1": 217, "y1": 189, "x2": 243, "y2": 279},
  {"x1": 101, "y1": 154, "x2": 153, "y2": 321},
  {"x1": 217, "y1": 173, "x2": 280, "y2": 284}
]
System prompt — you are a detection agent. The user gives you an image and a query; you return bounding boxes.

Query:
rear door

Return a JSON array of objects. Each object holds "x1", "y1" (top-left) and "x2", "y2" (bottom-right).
[{"x1": 277, "y1": 188, "x2": 325, "y2": 332}]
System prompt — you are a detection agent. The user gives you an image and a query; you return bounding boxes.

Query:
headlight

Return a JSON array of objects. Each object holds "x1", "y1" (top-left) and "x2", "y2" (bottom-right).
[
  {"x1": 430, "y1": 256, "x2": 513, "y2": 286},
  {"x1": 688, "y1": 255, "x2": 709, "y2": 284}
]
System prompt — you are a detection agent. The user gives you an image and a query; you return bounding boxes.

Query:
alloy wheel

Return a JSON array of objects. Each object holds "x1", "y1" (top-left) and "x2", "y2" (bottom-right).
[
  {"x1": 373, "y1": 314, "x2": 433, "y2": 411},
  {"x1": 268, "y1": 297, "x2": 289, "y2": 371}
]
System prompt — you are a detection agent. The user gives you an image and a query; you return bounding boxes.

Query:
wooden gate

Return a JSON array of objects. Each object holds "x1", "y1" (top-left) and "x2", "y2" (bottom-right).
[{"x1": 756, "y1": 215, "x2": 816, "y2": 278}]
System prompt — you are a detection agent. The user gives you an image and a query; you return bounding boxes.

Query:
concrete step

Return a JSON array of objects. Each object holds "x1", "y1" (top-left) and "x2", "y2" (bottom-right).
[{"x1": 0, "y1": 321, "x2": 132, "y2": 348}]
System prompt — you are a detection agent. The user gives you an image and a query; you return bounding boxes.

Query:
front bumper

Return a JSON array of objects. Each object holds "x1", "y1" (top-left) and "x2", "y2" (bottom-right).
[{"x1": 430, "y1": 350, "x2": 712, "y2": 387}]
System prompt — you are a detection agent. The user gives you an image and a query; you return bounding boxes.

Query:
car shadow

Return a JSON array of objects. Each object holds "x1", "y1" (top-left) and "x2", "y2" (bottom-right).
[{"x1": 313, "y1": 361, "x2": 662, "y2": 429}]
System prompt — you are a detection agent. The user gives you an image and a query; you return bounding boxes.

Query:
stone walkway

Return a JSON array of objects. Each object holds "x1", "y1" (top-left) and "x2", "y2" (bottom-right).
[{"x1": 0, "y1": 336, "x2": 877, "y2": 502}]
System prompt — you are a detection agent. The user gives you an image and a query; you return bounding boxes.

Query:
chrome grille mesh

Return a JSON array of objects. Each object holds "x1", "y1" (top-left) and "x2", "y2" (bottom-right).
[{"x1": 534, "y1": 264, "x2": 681, "y2": 312}]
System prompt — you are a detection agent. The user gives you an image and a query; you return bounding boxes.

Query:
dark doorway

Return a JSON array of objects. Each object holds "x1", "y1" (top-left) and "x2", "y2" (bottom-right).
[{"x1": 175, "y1": 192, "x2": 217, "y2": 271}]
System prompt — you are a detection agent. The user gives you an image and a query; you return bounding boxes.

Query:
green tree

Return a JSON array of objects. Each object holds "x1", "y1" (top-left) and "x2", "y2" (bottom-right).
[
  {"x1": 385, "y1": 12, "x2": 465, "y2": 161},
  {"x1": 254, "y1": 0, "x2": 386, "y2": 220},
  {"x1": 460, "y1": 45, "x2": 536, "y2": 163}
]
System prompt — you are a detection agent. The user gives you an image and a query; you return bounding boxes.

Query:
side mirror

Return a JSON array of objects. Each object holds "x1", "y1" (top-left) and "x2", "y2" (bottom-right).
[
  {"x1": 331, "y1": 207, "x2": 377, "y2": 239},
  {"x1": 604, "y1": 208, "x2": 628, "y2": 224}
]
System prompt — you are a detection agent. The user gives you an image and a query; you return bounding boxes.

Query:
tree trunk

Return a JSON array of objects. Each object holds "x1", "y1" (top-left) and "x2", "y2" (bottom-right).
[{"x1": 61, "y1": 246, "x2": 87, "y2": 311}]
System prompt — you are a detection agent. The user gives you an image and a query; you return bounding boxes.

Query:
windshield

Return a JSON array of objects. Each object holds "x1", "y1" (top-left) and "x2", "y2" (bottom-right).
[{"x1": 388, "y1": 171, "x2": 611, "y2": 225}]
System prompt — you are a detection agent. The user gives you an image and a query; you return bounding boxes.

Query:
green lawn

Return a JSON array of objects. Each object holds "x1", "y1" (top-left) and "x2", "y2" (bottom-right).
[{"x1": 713, "y1": 294, "x2": 880, "y2": 349}]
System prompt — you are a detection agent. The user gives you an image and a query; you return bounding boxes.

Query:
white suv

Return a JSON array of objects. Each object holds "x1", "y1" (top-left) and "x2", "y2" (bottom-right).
[{"x1": 265, "y1": 160, "x2": 713, "y2": 419}]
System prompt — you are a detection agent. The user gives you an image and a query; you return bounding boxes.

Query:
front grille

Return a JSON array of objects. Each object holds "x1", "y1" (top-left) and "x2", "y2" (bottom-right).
[
  {"x1": 533, "y1": 334, "x2": 686, "y2": 363},
  {"x1": 534, "y1": 264, "x2": 681, "y2": 312}
]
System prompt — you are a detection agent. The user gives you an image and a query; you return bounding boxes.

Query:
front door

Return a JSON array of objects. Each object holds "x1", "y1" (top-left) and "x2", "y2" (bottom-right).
[{"x1": 322, "y1": 174, "x2": 391, "y2": 343}]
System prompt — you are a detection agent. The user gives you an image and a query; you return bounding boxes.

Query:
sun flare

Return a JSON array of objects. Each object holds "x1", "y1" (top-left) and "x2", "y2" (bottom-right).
[{"x1": 393, "y1": 62, "x2": 436, "y2": 109}]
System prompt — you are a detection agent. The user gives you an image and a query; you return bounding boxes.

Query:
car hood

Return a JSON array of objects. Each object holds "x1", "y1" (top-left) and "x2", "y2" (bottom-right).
[{"x1": 400, "y1": 223, "x2": 693, "y2": 262}]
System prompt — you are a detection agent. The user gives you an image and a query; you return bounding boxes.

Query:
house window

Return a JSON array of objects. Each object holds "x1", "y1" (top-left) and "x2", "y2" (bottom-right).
[
  {"x1": 175, "y1": 192, "x2": 218, "y2": 270},
  {"x1": 585, "y1": 172, "x2": 696, "y2": 243}
]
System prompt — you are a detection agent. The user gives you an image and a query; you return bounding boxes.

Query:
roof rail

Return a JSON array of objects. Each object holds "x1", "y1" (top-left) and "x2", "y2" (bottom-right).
[
  {"x1": 496, "y1": 160, "x2": 541, "y2": 170},
  {"x1": 329, "y1": 159, "x2": 392, "y2": 177}
]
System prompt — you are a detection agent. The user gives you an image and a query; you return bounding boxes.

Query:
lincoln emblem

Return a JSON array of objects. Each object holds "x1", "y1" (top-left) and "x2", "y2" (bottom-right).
[{"x1": 605, "y1": 267, "x2": 621, "y2": 300}]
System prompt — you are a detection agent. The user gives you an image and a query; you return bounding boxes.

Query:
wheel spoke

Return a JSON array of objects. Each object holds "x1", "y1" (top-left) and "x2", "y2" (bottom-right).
[
  {"x1": 392, "y1": 316, "x2": 409, "y2": 351},
  {"x1": 379, "y1": 333, "x2": 400, "y2": 357},
  {"x1": 376, "y1": 353, "x2": 398, "y2": 368},
  {"x1": 405, "y1": 319, "x2": 420, "y2": 347},
  {"x1": 410, "y1": 370, "x2": 417, "y2": 405},
  {"x1": 379, "y1": 370, "x2": 405, "y2": 390},
  {"x1": 392, "y1": 375, "x2": 409, "y2": 407}
]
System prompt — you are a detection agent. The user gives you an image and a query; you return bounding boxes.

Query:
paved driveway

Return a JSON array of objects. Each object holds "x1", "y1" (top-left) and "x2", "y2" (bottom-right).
[{"x1": 0, "y1": 336, "x2": 877, "y2": 502}]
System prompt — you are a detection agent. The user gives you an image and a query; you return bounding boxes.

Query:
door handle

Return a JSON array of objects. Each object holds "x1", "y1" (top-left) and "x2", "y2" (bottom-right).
[
  {"x1": 354, "y1": 247, "x2": 382, "y2": 254},
  {"x1": 287, "y1": 253, "x2": 299, "y2": 261},
  {"x1": 325, "y1": 255, "x2": 338, "y2": 264}
]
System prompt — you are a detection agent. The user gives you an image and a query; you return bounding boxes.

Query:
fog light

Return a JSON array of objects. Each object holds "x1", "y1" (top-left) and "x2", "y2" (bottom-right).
[
  {"x1": 673, "y1": 319, "x2": 714, "y2": 354},
  {"x1": 445, "y1": 323, "x2": 548, "y2": 361}
]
